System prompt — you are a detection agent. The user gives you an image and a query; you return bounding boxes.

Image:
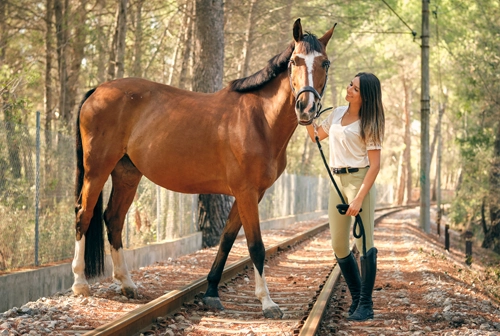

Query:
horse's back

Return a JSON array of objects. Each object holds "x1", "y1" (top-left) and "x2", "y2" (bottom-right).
[{"x1": 80, "y1": 78, "x2": 237, "y2": 194}]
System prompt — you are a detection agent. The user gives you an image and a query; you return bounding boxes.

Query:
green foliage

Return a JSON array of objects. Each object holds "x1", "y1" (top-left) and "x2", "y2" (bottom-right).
[
  {"x1": 1, "y1": 0, "x2": 500, "y2": 270},
  {"x1": 443, "y1": 0, "x2": 500, "y2": 235}
]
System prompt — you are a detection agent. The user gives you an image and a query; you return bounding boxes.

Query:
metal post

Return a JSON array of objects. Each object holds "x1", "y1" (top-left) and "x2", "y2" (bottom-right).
[
  {"x1": 437, "y1": 209, "x2": 441, "y2": 236},
  {"x1": 125, "y1": 211, "x2": 129, "y2": 249},
  {"x1": 465, "y1": 231, "x2": 473, "y2": 265},
  {"x1": 35, "y1": 111, "x2": 40, "y2": 266},
  {"x1": 436, "y1": 104, "x2": 444, "y2": 236},
  {"x1": 420, "y1": 0, "x2": 431, "y2": 233},
  {"x1": 192, "y1": 194, "x2": 198, "y2": 233},
  {"x1": 444, "y1": 224, "x2": 450, "y2": 251},
  {"x1": 156, "y1": 185, "x2": 161, "y2": 242}
]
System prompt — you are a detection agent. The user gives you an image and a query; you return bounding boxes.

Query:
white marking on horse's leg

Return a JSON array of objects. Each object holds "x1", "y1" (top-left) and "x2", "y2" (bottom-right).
[
  {"x1": 296, "y1": 51, "x2": 322, "y2": 109},
  {"x1": 254, "y1": 265, "x2": 278, "y2": 311},
  {"x1": 72, "y1": 237, "x2": 90, "y2": 296},
  {"x1": 111, "y1": 246, "x2": 137, "y2": 298}
]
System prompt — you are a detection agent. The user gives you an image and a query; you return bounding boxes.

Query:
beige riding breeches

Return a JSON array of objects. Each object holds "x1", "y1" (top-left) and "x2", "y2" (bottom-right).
[{"x1": 327, "y1": 167, "x2": 376, "y2": 259}]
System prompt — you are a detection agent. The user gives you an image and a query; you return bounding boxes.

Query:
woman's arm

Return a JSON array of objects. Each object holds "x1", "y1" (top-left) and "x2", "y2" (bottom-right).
[
  {"x1": 306, "y1": 123, "x2": 328, "y2": 142},
  {"x1": 345, "y1": 149, "x2": 381, "y2": 216}
]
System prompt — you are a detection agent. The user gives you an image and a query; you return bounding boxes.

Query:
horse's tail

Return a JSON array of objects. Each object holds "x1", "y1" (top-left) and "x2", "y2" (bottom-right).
[{"x1": 75, "y1": 88, "x2": 105, "y2": 278}]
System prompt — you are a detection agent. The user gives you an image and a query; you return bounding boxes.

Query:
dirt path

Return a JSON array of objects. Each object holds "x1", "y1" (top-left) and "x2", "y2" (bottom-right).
[{"x1": 336, "y1": 209, "x2": 500, "y2": 336}]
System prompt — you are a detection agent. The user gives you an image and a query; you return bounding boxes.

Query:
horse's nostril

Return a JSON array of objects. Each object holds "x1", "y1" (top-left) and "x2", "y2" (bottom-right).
[
  {"x1": 295, "y1": 99, "x2": 302, "y2": 110},
  {"x1": 309, "y1": 102, "x2": 317, "y2": 114}
]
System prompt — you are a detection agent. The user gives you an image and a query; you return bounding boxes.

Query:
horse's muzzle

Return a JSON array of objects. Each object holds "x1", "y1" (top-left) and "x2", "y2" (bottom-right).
[
  {"x1": 295, "y1": 86, "x2": 322, "y2": 126},
  {"x1": 296, "y1": 100, "x2": 318, "y2": 126},
  {"x1": 298, "y1": 119, "x2": 314, "y2": 126}
]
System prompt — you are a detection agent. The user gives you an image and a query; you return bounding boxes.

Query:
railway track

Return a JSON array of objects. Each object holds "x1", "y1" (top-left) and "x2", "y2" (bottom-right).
[{"x1": 82, "y1": 206, "x2": 408, "y2": 336}]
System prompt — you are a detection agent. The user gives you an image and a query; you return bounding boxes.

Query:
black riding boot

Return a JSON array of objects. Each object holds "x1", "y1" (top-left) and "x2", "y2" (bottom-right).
[
  {"x1": 348, "y1": 247, "x2": 377, "y2": 321},
  {"x1": 336, "y1": 252, "x2": 361, "y2": 316}
]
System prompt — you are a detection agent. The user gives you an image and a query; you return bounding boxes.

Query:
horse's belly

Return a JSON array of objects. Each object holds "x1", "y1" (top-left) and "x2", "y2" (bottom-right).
[
  {"x1": 129, "y1": 152, "x2": 231, "y2": 195},
  {"x1": 150, "y1": 173, "x2": 230, "y2": 195}
]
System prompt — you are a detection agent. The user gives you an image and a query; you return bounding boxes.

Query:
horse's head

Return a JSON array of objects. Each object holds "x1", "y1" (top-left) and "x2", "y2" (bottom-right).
[{"x1": 289, "y1": 19, "x2": 335, "y2": 126}]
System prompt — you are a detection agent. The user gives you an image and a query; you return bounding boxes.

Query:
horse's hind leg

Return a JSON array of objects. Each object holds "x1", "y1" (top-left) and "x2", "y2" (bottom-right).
[
  {"x1": 203, "y1": 201, "x2": 242, "y2": 309},
  {"x1": 104, "y1": 155, "x2": 142, "y2": 298},
  {"x1": 73, "y1": 169, "x2": 112, "y2": 296}
]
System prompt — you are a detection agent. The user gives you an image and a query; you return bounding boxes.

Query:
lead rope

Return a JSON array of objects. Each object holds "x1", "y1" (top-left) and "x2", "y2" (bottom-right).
[{"x1": 314, "y1": 127, "x2": 367, "y2": 256}]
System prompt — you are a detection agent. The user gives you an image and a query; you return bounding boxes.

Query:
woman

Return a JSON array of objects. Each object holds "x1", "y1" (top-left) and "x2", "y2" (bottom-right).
[{"x1": 306, "y1": 72, "x2": 385, "y2": 321}]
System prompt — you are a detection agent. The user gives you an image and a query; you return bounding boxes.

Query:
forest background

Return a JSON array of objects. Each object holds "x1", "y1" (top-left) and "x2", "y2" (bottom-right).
[{"x1": 0, "y1": 0, "x2": 499, "y2": 271}]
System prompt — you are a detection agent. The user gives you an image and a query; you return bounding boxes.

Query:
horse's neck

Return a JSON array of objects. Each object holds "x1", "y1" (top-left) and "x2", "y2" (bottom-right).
[{"x1": 260, "y1": 73, "x2": 298, "y2": 149}]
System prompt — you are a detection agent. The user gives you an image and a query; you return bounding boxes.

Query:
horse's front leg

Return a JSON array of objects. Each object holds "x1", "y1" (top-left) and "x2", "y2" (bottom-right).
[
  {"x1": 203, "y1": 202, "x2": 242, "y2": 309},
  {"x1": 237, "y1": 193, "x2": 283, "y2": 319}
]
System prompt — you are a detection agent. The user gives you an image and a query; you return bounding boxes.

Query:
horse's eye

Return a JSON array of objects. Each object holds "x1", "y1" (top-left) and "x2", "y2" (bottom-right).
[
  {"x1": 322, "y1": 60, "x2": 330, "y2": 68},
  {"x1": 289, "y1": 59, "x2": 296, "y2": 66}
]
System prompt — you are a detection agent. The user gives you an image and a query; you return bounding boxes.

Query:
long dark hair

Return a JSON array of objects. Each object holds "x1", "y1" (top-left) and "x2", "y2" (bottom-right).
[{"x1": 356, "y1": 72, "x2": 385, "y2": 146}]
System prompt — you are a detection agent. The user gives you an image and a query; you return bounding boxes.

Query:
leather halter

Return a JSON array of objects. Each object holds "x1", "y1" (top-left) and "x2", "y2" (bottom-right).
[{"x1": 288, "y1": 58, "x2": 330, "y2": 125}]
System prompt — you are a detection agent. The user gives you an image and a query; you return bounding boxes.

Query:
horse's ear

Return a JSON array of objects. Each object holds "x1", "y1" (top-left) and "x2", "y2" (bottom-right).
[
  {"x1": 319, "y1": 23, "x2": 337, "y2": 47},
  {"x1": 293, "y1": 18, "x2": 303, "y2": 42}
]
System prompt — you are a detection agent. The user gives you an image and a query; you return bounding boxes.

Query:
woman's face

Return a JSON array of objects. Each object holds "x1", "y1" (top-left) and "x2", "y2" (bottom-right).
[{"x1": 345, "y1": 76, "x2": 362, "y2": 105}]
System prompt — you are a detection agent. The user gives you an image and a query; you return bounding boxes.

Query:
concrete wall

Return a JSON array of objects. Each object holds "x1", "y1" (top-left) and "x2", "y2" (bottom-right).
[
  {"x1": 0, "y1": 232, "x2": 202, "y2": 312},
  {"x1": 0, "y1": 210, "x2": 326, "y2": 312}
]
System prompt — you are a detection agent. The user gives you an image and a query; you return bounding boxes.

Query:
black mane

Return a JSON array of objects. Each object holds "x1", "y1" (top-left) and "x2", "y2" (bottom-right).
[{"x1": 230, "y1": 32, "x2": 323, "y2": 93}]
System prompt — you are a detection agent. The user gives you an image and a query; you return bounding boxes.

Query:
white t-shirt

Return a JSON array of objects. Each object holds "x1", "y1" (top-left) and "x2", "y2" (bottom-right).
[{"x1": 320, "y1": 106, "x2": 381, "y2": 168}]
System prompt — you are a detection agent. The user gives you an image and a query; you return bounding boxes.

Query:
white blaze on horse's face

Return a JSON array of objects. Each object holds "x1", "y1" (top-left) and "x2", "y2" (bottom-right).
[
  {"x1": 296, "y1": 51, "x2": 322, "y2": 95},
  {"x1": 291, "y1": 50, "x2": 326, "y2": 125}
]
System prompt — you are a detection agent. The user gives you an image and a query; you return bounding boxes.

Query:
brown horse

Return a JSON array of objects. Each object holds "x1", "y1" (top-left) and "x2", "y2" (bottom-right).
[{"x1": 72, "y1": 19, "x2": 334, "y2": 319}]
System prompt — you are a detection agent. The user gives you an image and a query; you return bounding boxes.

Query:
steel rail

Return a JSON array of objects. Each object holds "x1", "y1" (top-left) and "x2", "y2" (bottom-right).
[
  {"x1": 84, "y1": 221, "x2": 329, "y2": 336},
  {"x1": 299, "y1": 205, "x2": 414, "y2": 335},
  {"x1": 84, "y1": 206, "x2": 410, "y2": 336}
]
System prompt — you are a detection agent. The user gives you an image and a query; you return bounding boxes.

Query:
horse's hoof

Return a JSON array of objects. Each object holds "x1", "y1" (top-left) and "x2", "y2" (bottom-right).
[
  {"x1": 203, "y1": 296, "x2": 225, "y2": 310},
  {"x1": 122, "y1": 286, "x2": 138, "y2": 299},
  {"x1": 72, "y1": 283, "x2": 91, "y2": 297},
  {"x1": 263, "y1": 306, "x2": 284, "y2": 319}
]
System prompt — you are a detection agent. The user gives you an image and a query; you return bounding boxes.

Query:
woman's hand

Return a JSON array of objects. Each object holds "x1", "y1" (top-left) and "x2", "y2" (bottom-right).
[
  {"x1": 347, "y1": 150, "x2": 381, "y2": 216},
  {"x1": 346, "y1": 197, "x2": 363, "y2": 216},
  {"x1": 306, "y1": 122, "x2": 328, "y2": 142}
]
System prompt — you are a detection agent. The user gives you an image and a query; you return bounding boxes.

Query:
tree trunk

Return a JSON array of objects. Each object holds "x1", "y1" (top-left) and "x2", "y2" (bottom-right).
[
  {"x1": 395, "y1": 151, "x2": 405, "y2": 205},
  {"x1": 178, "y1": 0, "x2": 194, "y2": 90},
  {"x1": 432, "y1": 102, "x2": 445, "y2": 201},
  {"x1": 197, "y1": 194, "x2": 233, "y2": 248},
  {"x1": 237, "y1": 0, "x2": 257, "y2": 78},
  {"x1": 0, "y1": 4, "x2": 22, "y2": 180},
  {"x1": 143, "y1": 8, "x2": 178, "y2": 79},
  {"x1": 66, "y1": 0, "x2": 87, "y2": 130},
  {"x1": 95, "y1": 0, "x2": 107, "y2": 84},
  {"x1": 275, "y1": 0, "x2": 293, "y2": 54},
  {"x1": 44, "y1": 0, "x2": 54, "y2": 154},
  {"x1": 193, "y1": 0, "x2": 224, "y2": 92},
  {"x1": 483, "y1": 120, "x2": 500, "y2": 252},
  {"x1": 193, "y1": 0, "x2": 232, "y2": 248},
  {"x1": 0, "y1": 0, "x2": 6, "y2": 61},
  {"x1": 108, "y1": 0, "x2": 128, "y2": 80},
  {"x1": 299, "y1": 133, "x2": 310, "y2": 174},
  {"x1": 116, "y1": 0, "x2": 127, "y2": 79},
  {"x1": 132, "y1": 0, "x2": 143, "y2": 78},
  {"x1": 167, "y1": 1, "x2": 189, "y2": 85},
  {"x1": 54, "y1": 0, "x2": 71, "y2": 131},
  {"x1": 2, "y1": 91, "x2": 22, "y2": 179},
  {"x1": 403, "y1": 74, "x2": 412, "y2": 204},
  {"x1": 329, "y1": 45, "x2": 338, "y2": 108},
  {"x1": 429, "y1": 114, "x2": 441, "y2": 202}
]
